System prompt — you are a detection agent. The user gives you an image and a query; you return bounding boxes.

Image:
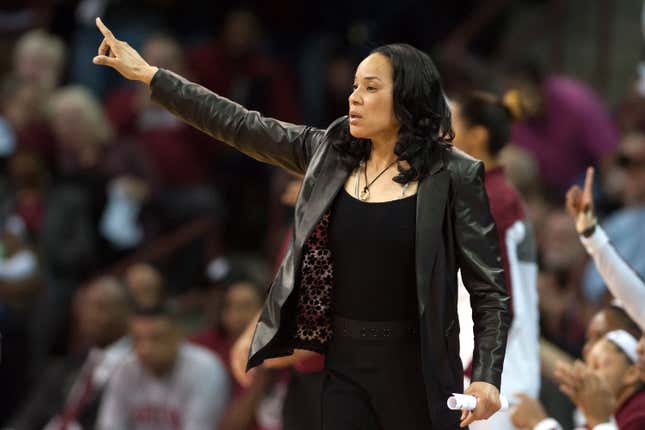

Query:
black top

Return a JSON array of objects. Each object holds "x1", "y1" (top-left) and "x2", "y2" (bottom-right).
[{"x1": 328, "y1": 188, "x2": 418, "y2": 321}]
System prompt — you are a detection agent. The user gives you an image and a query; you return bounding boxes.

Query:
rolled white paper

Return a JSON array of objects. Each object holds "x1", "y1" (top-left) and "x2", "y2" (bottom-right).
[{"x1": 446, "y1": 393, "x2": 509, "y2": 411}]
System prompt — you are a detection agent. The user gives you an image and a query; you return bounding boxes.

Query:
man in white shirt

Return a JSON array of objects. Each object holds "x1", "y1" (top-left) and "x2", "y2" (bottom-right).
[{"x1": 97, "y1": 304, "x2": 230, "y2": 430}]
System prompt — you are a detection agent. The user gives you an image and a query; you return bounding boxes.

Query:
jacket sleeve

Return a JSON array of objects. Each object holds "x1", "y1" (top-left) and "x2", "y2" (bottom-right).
[
  {"x1": 454, "y1": 160, "x2": 511, "y2": 389},
  {"x1": 149, "y1": 68, "x2": 325, "y2": 175}
]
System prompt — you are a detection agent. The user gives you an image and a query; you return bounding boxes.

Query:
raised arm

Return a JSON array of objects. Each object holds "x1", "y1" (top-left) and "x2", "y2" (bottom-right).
[
  {"x1": 566, "y1": 167, "x2": 645, "y2": 329},
  {"x1": 92, "y1": 17, "x2": 324, "y2": 175}
]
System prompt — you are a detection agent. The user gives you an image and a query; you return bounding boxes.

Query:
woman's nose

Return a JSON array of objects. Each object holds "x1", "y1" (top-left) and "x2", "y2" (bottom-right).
[{"x1": 348, "y1": 89, "x2": 361, "y2": 105}]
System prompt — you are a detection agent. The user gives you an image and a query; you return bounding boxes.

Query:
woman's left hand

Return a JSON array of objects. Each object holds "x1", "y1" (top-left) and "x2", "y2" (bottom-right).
[
  {"x1": 92, "y1": 17, "x2": 158, "y2": 84},
  {"x1": 460, "y1": 381, "x2": 501, "y2": 427}
]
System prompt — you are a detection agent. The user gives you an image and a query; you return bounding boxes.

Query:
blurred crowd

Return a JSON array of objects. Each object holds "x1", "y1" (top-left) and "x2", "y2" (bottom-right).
[{"x1": 1, "y1": 1, "x2": 645, "y2": 430}]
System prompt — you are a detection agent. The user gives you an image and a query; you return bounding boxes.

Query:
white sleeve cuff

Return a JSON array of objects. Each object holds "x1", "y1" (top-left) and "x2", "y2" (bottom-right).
[
  {"x1": 592, "y1": 417, "x2": 618, "y2": 430},
  {"x1": 533, "y1": 418, "x2": 563, "y2": 430},
  {"x1": 580, "y1": 225, "x2": 609, "y2": 254}
]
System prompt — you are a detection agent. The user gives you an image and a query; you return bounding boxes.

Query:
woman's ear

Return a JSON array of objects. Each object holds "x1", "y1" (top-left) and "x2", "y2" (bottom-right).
[
  {"x1": 470, "y1": 125, "x2": 491, "y2": 154},
  {"x1": 623, "y1": 364, "x2": 642, "y2": 387}
]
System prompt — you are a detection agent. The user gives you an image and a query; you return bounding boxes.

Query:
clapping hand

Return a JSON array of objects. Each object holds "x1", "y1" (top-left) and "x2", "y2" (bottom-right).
[
  {"x1": 510, "y1": 393, "x2": 548, "y2": 430},
  {"x1": 554, "y1": 360, "x2": 615, "y2": 428}
]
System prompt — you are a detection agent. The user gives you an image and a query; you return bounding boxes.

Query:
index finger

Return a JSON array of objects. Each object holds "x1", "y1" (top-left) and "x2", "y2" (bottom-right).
[
  {"x1": 96, "y1": 17, "x2": 116, "y2": 41},
  {"x1": 460, "y1": 410, "x2": 475, "y2": 427},
  {"x1": 583, "y1": 167, "x2": 594, "y2": 201}
]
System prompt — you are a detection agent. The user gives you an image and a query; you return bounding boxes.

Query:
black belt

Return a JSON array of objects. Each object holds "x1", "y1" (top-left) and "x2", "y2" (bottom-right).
[{"x1": 333, "y1": 315, "x2": 419, "y2": 341}]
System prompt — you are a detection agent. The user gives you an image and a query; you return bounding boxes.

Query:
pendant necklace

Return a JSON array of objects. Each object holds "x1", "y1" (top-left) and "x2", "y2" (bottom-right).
[{"x1": 354, "y1": 159, "x2": 399, "y2": 201}]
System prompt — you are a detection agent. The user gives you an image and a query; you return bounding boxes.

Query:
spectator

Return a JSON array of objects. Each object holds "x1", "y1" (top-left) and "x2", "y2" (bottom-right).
[
  {"x1": 582, "y1": 305, "x2": 642, "y2": 361},
  {"x1": 512, "y1": 329, "x2": 645, "y2": 430},
  {"x1": 192, "y1": 278, "x2": 277, "y2": 430},
  {"x1": 104, "y1": 33, "x2": 221, "y2": 227},
  {"x1": 581, "y1": 135, "x2": 645, "y2": 303},
  {"x1": 537, "y1": 209, "x2": 590, "y2": 356},
  {"x1": 12, "y1": 29, "x2": 65, "y2": 94},
  {"x1": 0, "y1": 76, "x2": 55, "y2": 164},
  {"x1": 5, "y1": 30, "x2": 64, "y2": 163},
  {"x1": 9, "y1": 276, "x2": 131, "y2": 430},
  {"x1": 124, "y1": 262, "x2": 165, "y2": 309},
  {"x1": 505, "y1": 58, "x2": 618, "y2": 195},
  {"x1": 450, "y1": 92, "x2": 540, "y2": 430},
  {"x1": 0, "y1": 214, "x2": 39, "y2": 307},
  {"x1": 567, "y1": 166, "x2": 645, "y2": 329},
  {"x1": 188, "y1": 9, "x2": 300, "y2": 123},
  {"x1": 48, "y1": 85, "x2": 156, "y2": 261},
  {"x1": 0, "y1": 214, "x2": 39, "y2": 422},
  {"x1": 98, "y1": 303, "x2": 230, "y2": 430},
  {"x1": 512, "y1": 303, "x2": 641, "y2": 430},
  {"x1": 187, "y1": 8, "x2": 301, "y2": 251}
]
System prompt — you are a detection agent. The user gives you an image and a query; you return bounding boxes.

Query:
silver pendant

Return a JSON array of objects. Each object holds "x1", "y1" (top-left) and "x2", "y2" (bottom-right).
[
  {"x1": 359, "y1": 187, "x2": 370, "y2": 201},
  {"x1": 401, "y1": 182, "x2": 409, "y2": 198}
]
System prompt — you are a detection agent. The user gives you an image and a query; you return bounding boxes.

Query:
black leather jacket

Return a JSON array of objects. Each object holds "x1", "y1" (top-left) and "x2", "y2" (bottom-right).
[{"x1": 150, "y1": 69, "x2": 511, "y2": 429}]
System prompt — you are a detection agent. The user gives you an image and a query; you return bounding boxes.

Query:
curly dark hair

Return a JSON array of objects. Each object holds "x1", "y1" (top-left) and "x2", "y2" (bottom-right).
[{"x1": 331, "y1": 43, "x2": 454, "y2": 184}]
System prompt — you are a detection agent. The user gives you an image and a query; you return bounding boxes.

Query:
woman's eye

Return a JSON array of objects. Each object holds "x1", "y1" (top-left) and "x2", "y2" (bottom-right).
[
  {"x1": 367, "y1": 86, "x2": 376, "y2": 91},
  {"x1": 352, "y1": 84, "x2": 358, "y2": 91}
]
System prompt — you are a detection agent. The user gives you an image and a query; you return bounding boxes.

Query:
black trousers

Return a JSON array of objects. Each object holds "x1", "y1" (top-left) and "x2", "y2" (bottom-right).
[{"x1": 322, "y1": 320, "x2": 433, "y2": 430}]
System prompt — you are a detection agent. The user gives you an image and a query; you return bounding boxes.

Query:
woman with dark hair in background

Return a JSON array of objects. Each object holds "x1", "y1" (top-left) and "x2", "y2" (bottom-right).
[
  {"x1": 92, "y1": 17, "x2": 510, "y2": 429},
  {"x1": 450, "y1": 92, "x2": 540, "y2": 430}
]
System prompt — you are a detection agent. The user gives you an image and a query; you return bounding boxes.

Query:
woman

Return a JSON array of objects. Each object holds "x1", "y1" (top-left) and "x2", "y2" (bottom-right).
[
  {"x1": 92, "y1": 17, "x2": 510, "y2": 429},
  {"x1": 450, "y1": 92, "x2": 540, "y2": 430}
]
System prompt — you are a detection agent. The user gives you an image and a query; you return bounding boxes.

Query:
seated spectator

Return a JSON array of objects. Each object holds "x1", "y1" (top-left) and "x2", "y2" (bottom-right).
[
  {"x1": 98, "y1": 303, "x2": 230, "y2": 430},
  {"x1": 124, "y1": 262, "x2": 165, "y2": 308},
  {"x1": 48, "y1": 85, "x2": 157, "y2": 262},
  {"x1": 0, "y1": 76, "x2": 55, "y2": 164},
  {"x1": 0, "y1": 214, "x2": 39, "y2": 308},
  {"x1": 104, "y1": 32, "x2": 222, "y2": 228},
  {"x1": 537, "y1": 209, "x2": 590, "y2": 357},
  {"x1": 186, "y1": 8, "x2": 301, "y2": 250},
  {"x1": 582, "y1": 304, "x2": 642, "y2": 361},
  {"x1": 504, "y1": 58, "x2": 618, "y2": 195},
  {"x1": 579, "y1": 134, "x2": 645, "y2": 303},
  {"x1": 192, "y1": 278, "x2": 276, "y2": 430},
  {"x1": 2, "y1": 149, "x2": 49, "y2": 237},
  {"x1": 9, "y1": 276, "x2": 131, "y2": 430},
  {"x1": 511, "y1": 300, "x2": 641, "y2": 430},
  {"x1": 0, "y1": 214, "x2": 40, "y2": 423},
  {"x1": 9, "y1": 29, "x2": 65, "y2": 161},
  {"x1": 512, "y1": 329, "x2": 645, "y2": 430},
  {"x1": 187, "y1": 9, "x2": 300, "y2": 123},
  {"x1": 12, "y1": 29, "x2": 65, "y2": 95}
]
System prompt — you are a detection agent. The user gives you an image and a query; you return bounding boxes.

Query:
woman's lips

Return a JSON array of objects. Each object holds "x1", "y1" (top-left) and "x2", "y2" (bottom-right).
[{"x1": 349, "y1": 113, "x2": 362, "y2": 125}]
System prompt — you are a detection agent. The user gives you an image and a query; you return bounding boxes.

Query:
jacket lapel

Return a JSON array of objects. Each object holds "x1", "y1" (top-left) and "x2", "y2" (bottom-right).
[
  {"x1": 294, "y1": 148, "x2": 350, "y2": 253},
  {"x1": 415, "y1": 146, "x2": 449, "y2": 315}
]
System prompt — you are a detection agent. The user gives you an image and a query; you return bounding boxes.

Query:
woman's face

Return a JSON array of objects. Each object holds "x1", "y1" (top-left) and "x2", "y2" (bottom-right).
[
  {"x1": 222, "y1": 282, "x2": 262, "y2": 339},
  {"x1": 587, "y1": 339, "x2": 637, "y2": 398},
  {"x1": 450, "y1": 101, "x2": 473, "y2": 153},
  {"x1": 348, "y1": 53, "x2": 399, "y2": 141}
]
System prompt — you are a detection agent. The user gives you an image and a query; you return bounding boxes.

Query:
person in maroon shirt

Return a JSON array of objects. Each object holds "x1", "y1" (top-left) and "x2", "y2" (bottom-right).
[
  {"x1": 451, "y1": 91, "x2": 540, "y2": 430},
  {"x1": 512, "y1": 327, "x2": 645, "y2": 430},
  {"x1": 191, "y1": 278, "x2": 274, "y2": 430}
]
